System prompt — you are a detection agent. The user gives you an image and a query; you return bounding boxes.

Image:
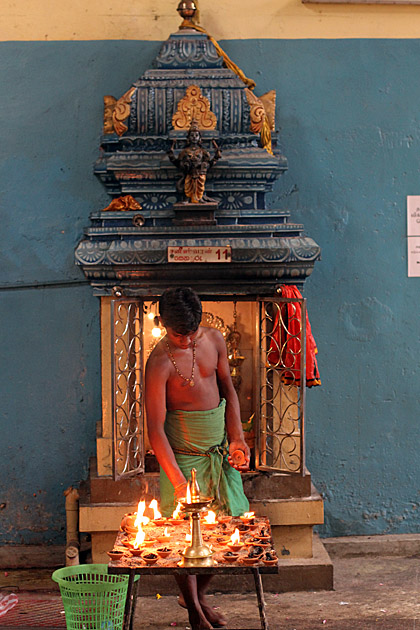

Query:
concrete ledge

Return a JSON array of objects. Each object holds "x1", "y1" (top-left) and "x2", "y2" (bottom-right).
[
  {"x1": 0, "y1": 535, "x2": 333, "y2": 593},
  {"x1": 80, "y1": 502, "x2": 136, "y2": 532},
  {"x1": 0, "y1": 568, "x2": 60, "y2": 591},
  {"x1": 249, "y1": 485, "x2": 324, "y2": 526},
  {"x1": 0, "y1": 545, "x2": 65, "y2": 569},
  {"x1": 323, "y1": 533, "x2": 420, "y2": 558}
]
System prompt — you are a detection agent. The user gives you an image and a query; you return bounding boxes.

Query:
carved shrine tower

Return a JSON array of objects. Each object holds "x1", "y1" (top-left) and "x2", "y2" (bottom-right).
[{"x1": 75, "y1": 3, "x2": 332, "y2": 591}]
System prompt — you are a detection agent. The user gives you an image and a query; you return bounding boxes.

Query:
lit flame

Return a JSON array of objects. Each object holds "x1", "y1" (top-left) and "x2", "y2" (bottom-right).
[
  {"x1": 134, "y1": 525, "x2": 145, "y2": 549},
  {"x1": 149, "y1": 499, "x2": 162, "y2": 521},
  {"x1": 230, "y1": 528, "x2": 241, "y2": 544},
  {"x1": 185, "y1": 532, "x2": 192, "y2": 542},
  {"x1": 134, "y1": 500, "x2": 150, "y2": 528},
  {"x1": 172, "y1": 503, "x2": 182, "y2": 520},
  {"x1": 186, "y1": 484, "x2": 191, "y2": 504},
  {"x1": 243, "y1": 511, "x2": 255, "y2": 519},
  {"x1": 204, "y1": 510, "x2": 216, "y2": 524},
  {"x1": 163, "y1": 527, "x2": 170, "y2": 538}
]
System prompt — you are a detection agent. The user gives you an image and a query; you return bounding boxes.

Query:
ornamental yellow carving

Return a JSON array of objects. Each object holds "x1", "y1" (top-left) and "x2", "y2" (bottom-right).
[
  {"x1": 245, "y1": 88, "x2": 276, "y2": 155},
  {"x1": 101, "y1": 195, "x2": 142, "y2": 212},
  {"x1": 103, "y1": 87, "x2": 135, "y2": 136},
  {"x1": 103, "y1": 95, "x2": 116, "y2": 134},
  {"x1": 172, "y1": 85, "x2": 217, "y2": 131},
  {"x1": 259, "y1": 90, "x2": 276, "y2": 131}
]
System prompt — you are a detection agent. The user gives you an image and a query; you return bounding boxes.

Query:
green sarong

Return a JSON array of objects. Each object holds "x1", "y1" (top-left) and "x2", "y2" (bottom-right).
[{"x1": 159, "y1": 399, "x2": 249, "y2": 517}]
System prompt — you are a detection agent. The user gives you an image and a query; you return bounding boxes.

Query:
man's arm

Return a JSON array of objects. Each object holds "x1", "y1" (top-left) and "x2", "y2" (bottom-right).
[
  {"x1": 214, "y1": 330, "x2": 250, "y2": 471},
  {"x1": 145, "y1": 353, "x2": 188, "y2": 498}
]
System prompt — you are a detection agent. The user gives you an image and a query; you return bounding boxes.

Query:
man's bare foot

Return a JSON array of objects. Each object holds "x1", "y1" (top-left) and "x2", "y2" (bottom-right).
[
  {"x1": 199, "y1": 600, "x2": 227, "y2": 627},
  {"x1": 188, "y1": 612, "x2": 214, "y2": 630},
  {"x1": 182, "y1": 598, "x2": 214, "y2": 629}
]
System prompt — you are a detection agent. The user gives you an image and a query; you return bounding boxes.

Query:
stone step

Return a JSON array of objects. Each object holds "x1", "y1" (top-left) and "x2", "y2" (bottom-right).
[{"x1": 0, "y1": 535, "x2": 333, "y2": 594}]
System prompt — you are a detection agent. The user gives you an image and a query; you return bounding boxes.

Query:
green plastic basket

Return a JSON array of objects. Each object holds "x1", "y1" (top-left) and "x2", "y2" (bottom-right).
[{"x1": 52, "y1": 564, "x2": 134, "y2": 630}]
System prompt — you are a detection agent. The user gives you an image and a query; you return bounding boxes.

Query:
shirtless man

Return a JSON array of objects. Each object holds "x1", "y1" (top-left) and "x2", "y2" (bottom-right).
[{"x1": 145, "y1": 287, "x2": 250, "y2": 630}]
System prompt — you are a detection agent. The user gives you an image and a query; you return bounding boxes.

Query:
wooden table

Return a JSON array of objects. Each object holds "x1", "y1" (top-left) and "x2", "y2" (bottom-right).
[
  {"x1": 108, "y1": 518, "x2": 278, "y2": 630},
  {"x1": 109, "y1": 561, "x2": 278, "y2": 630}
]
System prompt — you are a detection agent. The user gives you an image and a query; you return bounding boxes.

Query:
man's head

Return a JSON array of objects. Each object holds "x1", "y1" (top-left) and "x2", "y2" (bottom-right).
[{"x1": 159, "y1": 287, "x2": 202, "y2": 337}]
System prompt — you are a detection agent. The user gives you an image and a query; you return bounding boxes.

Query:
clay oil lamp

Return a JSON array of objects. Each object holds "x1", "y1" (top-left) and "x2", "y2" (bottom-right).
[
  {"x1": 249, "y1": 545, "x2": 264, "y2": 558},
  {"x1": 236, "y1": 522, "x2": 250, "y2": 535},
  {"x1": 231, "y1": 449, "x2": 246, "y2": 467},
  {"x1": 125, "y1": 527, "x2": 138, "y2": 538},
  {"x1": 169, "y1": 502, "x2": 184, "y2": 525},
  {"x1": 122, "y1": 539, "x2": 134, "y2": 549},
  {"x1": 107, "y1": 550, "x2": 124, "y2": 561},
  {"x1": 149, "y1": 499, "x2": 165, "y2": 525},
  {"x1": 133, "y1": 527, "x2": 146, "y2": 552},
  {"x1": 239, "y1": 511, "x2": 255, "y2": 524},
  {"x1": 262, "y1": 550, "x2": 278, "y2": 566},
  {"x1": 257, "y1": 525, "x2": 271, "y2": 538},
  {"x1": 134, "y1": 500, "x2": 151, "y2": 529},
  {"x1": 222, "y1": 550, "x2": 239, "y2": 563},
  {"x1": 227, "y1": 528, "x2": 243, "y2": 553},
  {"x1": 252, "y1": 538, "x2": 271, "y2": 548},
  {"x1": 242, "y1": 545, "x2": 263, "y2": 565},
  {"x1": 203, "y1": 510, "x2": 217, "y2": 530},
  {"x1": 142, "y1": 551, "x2": 158, "y2": 565},
  {"x1": 120, "y1": 512, "x2": 137, "y2": 533},
  {"x1": 214, "y1": 536, "x2": 229, "y2": 547},
  {"x1": 217, "y1": 514, "x2": 232, "y2": 525},
  {"x1": 126, "y1": 522, "x2": 149, "y2": 555},
  {"x1": 252, "y1": 526, "x2": 270, "y2": 541},
  {"x1": 157, "y1": 526, "x2": 171, "y2": 544},
  {"x1": 156, "y1": 547, "x2": 171, "y2": 559},
  {"x1": 124, "y1": 500, "x2": 150, "y2": 537},
  {"x1": 242, "y1": 555, "x2": 260, "y2": 565}
]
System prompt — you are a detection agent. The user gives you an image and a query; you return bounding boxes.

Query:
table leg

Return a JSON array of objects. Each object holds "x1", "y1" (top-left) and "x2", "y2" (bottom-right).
[
  {"x1": 252, "y1": 567, "x2": 269, "y2": 630},
  {"x1": 129, "y1": 577, "x2": 140, "y2": 630},
  {"x1": 123, "y1": 570, "x2": 136, "y2": 630}
]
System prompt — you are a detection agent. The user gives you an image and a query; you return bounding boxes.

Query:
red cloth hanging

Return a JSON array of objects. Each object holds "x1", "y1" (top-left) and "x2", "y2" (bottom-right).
[{"x1": 268, "y1": 285, "x2": 321, "y2": 387}]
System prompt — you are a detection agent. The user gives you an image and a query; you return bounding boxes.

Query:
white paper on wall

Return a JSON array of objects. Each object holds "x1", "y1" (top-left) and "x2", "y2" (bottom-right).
[
  {"x1": 407, "y1": 236, "x2": 420, "y2": 277},
  {"x1": 407, "y1": 196, "x2": 420, "y2": 237}
]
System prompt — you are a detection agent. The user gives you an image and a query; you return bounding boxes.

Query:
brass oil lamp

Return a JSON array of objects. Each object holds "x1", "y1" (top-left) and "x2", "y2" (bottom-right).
[
  {"x1": 178, "y1": 468, "x2": 215, "y2": 567},
  {"x1": 227, "y1": 302, "x2": 245, "y2": 393}
]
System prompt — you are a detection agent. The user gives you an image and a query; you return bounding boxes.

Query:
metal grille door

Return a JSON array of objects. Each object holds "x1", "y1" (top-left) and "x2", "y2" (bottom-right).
[
  {"x1": 111, "y1": 300, "x2": 144, "y2": 479},
  {"x1": 256, "y1": 298, "x2": 306, "y2": 475}
]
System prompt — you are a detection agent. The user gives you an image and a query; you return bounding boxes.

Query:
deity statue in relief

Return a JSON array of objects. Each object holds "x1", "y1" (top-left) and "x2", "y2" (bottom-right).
[{"x1": 168, "y1": 120, "x2": 221, "y2": 204}]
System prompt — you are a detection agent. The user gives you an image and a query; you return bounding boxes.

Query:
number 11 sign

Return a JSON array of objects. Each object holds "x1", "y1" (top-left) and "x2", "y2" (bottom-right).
[{"x1": 168, "y1": 246, "x2": 232, "y2": 263}]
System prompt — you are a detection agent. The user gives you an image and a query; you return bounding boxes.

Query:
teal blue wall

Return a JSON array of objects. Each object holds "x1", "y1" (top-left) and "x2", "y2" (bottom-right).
[{"x1": 1, "y1": 40, "x2": 419, "y2": 543}]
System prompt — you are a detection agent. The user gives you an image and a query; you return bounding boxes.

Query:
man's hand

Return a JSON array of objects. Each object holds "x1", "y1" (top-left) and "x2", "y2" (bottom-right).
[
  {"x1": 228, "y1": 440, "x2": 250, "y2": 472},
  {"x1": 174, "y1": 480, "x2": 188, "y2": 500}
]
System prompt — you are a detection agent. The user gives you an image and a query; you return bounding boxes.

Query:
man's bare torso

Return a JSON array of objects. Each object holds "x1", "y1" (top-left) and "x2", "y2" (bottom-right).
[{"x1": 147, "y1": 326, "x2": 222, "y2": 412}]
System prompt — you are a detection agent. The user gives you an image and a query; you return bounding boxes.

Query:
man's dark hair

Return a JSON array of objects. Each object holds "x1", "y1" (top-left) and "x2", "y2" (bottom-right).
[{"x1": 159, "y1": 287, "x2": 202, "y2": 335}]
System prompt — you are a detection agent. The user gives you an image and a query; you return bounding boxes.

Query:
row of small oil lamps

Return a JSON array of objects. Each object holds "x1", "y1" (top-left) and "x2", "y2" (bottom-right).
[{"x1": 112, "y1": 499, "x2": 259, "y2": 559}]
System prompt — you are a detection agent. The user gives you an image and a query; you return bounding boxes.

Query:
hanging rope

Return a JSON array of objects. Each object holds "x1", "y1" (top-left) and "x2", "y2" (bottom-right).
[
  {"x1": 181, "y1": 19, "x2": 256, "y2": 90},
  {"x1": 179, "y1": 7, "x2": 274, "y2": 154},
  {"x1": 260, "y1": 118, "x2": 273, "y2": 156}
]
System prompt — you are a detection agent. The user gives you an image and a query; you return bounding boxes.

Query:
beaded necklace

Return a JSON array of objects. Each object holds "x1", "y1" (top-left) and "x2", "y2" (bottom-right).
[{"x1": 165, "y1": 338, "x2": 196, "y2": 387}]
